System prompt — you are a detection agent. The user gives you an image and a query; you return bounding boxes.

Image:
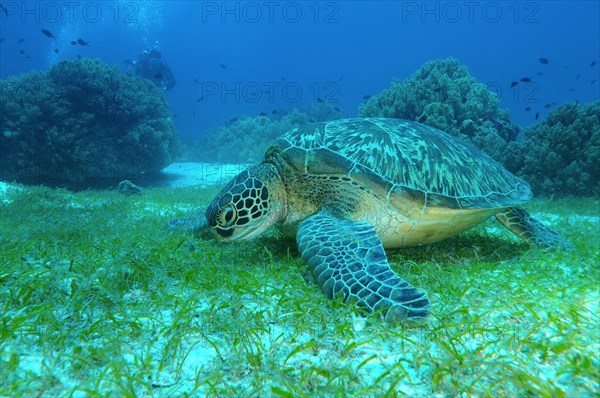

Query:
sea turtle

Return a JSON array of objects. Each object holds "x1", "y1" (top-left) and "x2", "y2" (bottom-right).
[{"x1": 185, "y1": 118, "x2": 568, "y2": 322}]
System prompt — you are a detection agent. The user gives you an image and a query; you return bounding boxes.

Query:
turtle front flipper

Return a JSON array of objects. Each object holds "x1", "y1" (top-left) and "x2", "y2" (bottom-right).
[
  {"x1": 297, "y1": 212, "x2": 430, "y2": 322},
  {"x1": 496, "y1": 206, "x2": 571, "y2": 249}
]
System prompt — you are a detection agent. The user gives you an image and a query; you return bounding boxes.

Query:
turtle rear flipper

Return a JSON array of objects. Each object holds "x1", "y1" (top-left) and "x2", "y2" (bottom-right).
[
  {"x1": 496, "y1": 206, "x2": 571, "y2": 249},
  {"x1": 297, "y1": 212, "x2": 430, "y2": 322}
]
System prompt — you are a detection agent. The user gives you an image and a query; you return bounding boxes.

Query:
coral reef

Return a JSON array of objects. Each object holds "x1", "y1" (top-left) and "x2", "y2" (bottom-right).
[
  {"x1": 190, "y1": 102, "x2": 345, "y2": 163},
  {"x1": 0, "y1": 58, "x2": 180, "y2": 187},
  {"x1": 357, "y1": 58, "x2": 599, "y2": 197},
  {"x1": 358, "y1": 57, "x2": 519, "y2": 163},
  {"x1": 512, "y1": 101, "x2": 600, "y2": 196}
]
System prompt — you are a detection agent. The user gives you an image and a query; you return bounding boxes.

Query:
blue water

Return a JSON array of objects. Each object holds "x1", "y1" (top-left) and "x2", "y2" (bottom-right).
[{"x1": 1, "y1": 1, "x2": 598, "y2": 144}]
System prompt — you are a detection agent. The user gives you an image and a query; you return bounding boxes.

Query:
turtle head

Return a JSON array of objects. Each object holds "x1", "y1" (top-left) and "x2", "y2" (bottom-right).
[{"x1": 205, "y1": 163, "x2": 286, "y2": 241}]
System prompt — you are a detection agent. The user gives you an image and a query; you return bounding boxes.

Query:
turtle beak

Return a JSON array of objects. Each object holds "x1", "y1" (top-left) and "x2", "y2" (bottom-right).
[
  {"x1": 210, "y1": 223, "x2": 264, "y2": 242},
  {"x1": 235, "y1": 225, "x2": 266, "y2": 241}
]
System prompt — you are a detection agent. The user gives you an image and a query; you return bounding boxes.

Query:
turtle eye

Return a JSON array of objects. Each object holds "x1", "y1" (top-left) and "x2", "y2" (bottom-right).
[{"x1": 218, "y1": 206, "x2": 236, "y2": 227}]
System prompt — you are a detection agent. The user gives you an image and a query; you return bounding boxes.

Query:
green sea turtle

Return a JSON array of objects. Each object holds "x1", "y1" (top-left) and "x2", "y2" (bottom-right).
[{"x1": 187, "y1": 118, "x2": 568, "y2": 322}]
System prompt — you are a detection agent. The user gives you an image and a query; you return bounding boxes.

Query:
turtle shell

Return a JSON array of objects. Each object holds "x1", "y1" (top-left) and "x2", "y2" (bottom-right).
[{"x1": 270, "y1": 118, "x2": 531, "y2": 209}]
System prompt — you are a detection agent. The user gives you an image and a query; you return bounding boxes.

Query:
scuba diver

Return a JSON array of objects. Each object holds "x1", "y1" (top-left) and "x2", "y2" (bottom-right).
[{"x1": 128, "y1": 48, "x2": 176, "y2": 91}]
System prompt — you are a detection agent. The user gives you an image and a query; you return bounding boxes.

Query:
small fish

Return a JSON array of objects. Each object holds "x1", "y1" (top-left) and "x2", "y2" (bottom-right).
[
  {"x1": 77, "y1": 54, "x2": 82, "y2": 59},
  {"x1": 510, "y1": 81, "x2": 518, "y2": 87},
  {"x1": 18, "y1": 49, "x2": 25, "y2": 55},
  {"x1": 18, "y1": 38, "x2": 24, "y2": 43},
  {"x1": 259, "y1": 112, "x2": 267, "y2": 116},
  {"x1": 333, "y1": 107, "x2": 341, "y2": 112},
  {"x1": 568, "y1": 88, "x2": 576, "y2": 91},
  {"x1": 316, "y1": 97, "x2": 324, "y2": 103},
  {"x1": 194, "y1": 78, "x2": 199, "y2": 84},
  {"x1": 192, "y1": 110, "x2": 196, "y2": 116},
  {"x1": 0, "y1": 38, "x2": 4, "y2": 43},
  {"x1": 539, "y1": 57, "x2": 549, "y2": 64},
  {"x1": 536, "y1": 72, "x2": 544, "y2": 76},
  {"x1": 535, "y1": 112, "x2": 539, "y2": 120},
  {"x1": 54, "y1": 48, "x2": 59, "y2": 54},
  {"x1": 576, "y1": 73, "x2": 580, "y2": 80},
  {"x1": 219, "y1": 63, "x2": 227, "y2": 69},
  {"x1": 228, "y1": 117, "x2": 239, "y2": 123},
  {"x1": 77, "y1": 38, "x2": 89, "y2": 46},
  {"x1": 591, "y1": 61, "x2": 596, "y2": 67},
  {"x1": 196, "y1": 96, "x2": 204, "y2": 103},
  {"x1": 154, "y1": 73, "x2": 163, "y2": 80},
  {"x1": 525, "y1": 107, "x2": 531, "y2": 111},
  {"x1": 520, "y1": 77, "x2": 531, "y2": 82},
  {"x1": 0, "y1": 3, "x2": 8, "y2": 16},
  {"x1": 591, "y1": 80, "x2": 597, "y2": 85},
  {"x1": 544, "y1": 103, "x2": 552, "y2": 109},
  {"x1": 25, "y1": 55, "x2": 32, "y2": 60},
  {"x1": 70, "y1": 40, "x2": 77, "y2": 45},
  {"x1": 363, "y1": 95, "x2": 371, "y2": 100},
  {"x1": 41, "y1": 29, "x2": 56, "y2": 39},
  {"x1": 272, "y1": 109, "x2": 278, "y2": 114}
]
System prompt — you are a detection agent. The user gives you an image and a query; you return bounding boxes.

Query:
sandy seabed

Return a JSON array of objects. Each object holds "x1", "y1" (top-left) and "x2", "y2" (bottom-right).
[
  {"x1": 0, "y1": 167, "x2": 598, "y2": 396},
  {"x1": 157, "y1": 162, "x2": 250, "y2": 188}
]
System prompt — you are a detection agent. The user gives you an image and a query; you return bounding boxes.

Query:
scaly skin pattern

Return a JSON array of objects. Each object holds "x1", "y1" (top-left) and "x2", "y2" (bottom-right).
[{"x1": 297, "y1": 212, "x2": 430, "y2": 321}]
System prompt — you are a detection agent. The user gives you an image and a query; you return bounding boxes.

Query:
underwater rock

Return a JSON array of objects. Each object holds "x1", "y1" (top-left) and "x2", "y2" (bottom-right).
[{"x1": 117, "y1": 180, "x2": 143, "y2": 195}]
